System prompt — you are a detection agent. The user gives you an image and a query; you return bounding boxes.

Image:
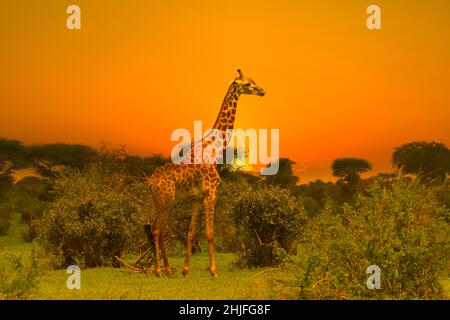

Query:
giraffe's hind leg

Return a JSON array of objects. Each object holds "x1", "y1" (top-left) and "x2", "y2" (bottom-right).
[
  {"x1": 182, "y1": 201, "x2": 201, "y2": 277},
  {"x1": 159, "y1": 233, "x2": 173, "y2": 277},
  {"x1": 151, "y1": 220, "x2": 163, "y2": 278},
  {"x1": 150, "y1": 186, "x2": 174, "y2": 278}
]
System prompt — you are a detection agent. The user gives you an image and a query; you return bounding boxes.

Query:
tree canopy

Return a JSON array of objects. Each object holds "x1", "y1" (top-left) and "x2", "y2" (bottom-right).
[
  {"x1": 392, "y1": 141, "x2": 450, "y2": 183},
  {"x1": 332, "y1": 158, "x2": 372, "y2": 184},
  {"x1": 0, "y1": 139, "x2": 26, "y2": 195},
  {"x1": 0, "y1": 138, "x2": 25, "y2": 173},
  {"x1": 26, "y1": 143, "x2": 93, "y2": 177}
]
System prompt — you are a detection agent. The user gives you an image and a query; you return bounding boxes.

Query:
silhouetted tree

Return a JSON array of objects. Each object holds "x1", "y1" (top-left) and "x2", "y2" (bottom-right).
[
  {"x1": 26, "y1": 143, "x2": 93, "y2": 177},
  {"x1": 123, "y1": 155, "x2": 169, "y2": 181},
  {"x1": 392, "y1": 141, "x2": 450, "y2": 183},
  {"x1": 0, "y1": 139, "x2": 26, "y2": 196},
  {"x1": 0, "y1": 138, "x2": 25, "y2": 172},
  {"x1": 332, "y1": 158, "x2": 372, "y2": 184},
  {"x1": 265, "y1": 158, "x2": 298, "y2": 188}
]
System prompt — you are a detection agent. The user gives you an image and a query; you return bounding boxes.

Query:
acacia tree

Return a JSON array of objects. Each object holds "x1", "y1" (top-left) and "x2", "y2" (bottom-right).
[
  {"x1": 331, "y1": 158, "x2": 372, "y2": 184},
  {"x1": 392, "y1": 141, "x2": 450, "y2": 183},
  {"x1": 26, "y1": 143, "x2": 93, "y2": 177}
]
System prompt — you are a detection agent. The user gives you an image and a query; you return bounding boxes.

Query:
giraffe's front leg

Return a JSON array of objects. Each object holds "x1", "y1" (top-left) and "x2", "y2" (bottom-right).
[{"x1": 203, "y1": 195, "x2": 218, "y2": 278}]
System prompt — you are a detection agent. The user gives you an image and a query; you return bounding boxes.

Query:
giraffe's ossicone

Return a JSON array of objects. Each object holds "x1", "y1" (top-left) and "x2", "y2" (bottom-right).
[{"x1": 147, "y1": 69, "x2": 265, "y2": 278}]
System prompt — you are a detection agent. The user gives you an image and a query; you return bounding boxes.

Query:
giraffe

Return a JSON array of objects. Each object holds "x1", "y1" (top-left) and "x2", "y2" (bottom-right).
[{"x1": 146, "y1": 69, "x2": 265, "y2": 278}]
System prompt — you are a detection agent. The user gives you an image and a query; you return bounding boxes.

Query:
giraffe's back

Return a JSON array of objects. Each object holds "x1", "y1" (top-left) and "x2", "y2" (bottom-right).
[{"x1": 148, "y1": 163, "x2": 220, "y2": 194}]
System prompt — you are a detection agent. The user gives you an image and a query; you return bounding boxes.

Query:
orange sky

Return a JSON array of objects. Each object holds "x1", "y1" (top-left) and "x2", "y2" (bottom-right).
[{"x1": 1, "y1": 0, "x2": 449, "y2": 182}]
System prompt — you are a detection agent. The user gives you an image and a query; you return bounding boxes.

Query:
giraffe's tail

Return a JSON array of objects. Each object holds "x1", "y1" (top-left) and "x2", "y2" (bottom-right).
[{"x1": 144, "y1": 224, "x2": 156, "y2": 259}]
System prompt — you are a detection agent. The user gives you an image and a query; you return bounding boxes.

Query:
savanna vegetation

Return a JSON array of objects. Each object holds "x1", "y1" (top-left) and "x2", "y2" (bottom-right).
[{"x1": 0, "y1": 138, "x2": 449, "y2": 300}]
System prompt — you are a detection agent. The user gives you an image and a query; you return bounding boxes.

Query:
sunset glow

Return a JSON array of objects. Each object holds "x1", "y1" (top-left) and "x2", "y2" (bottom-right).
[{"x1": 1, "y1": 0, "x2": 449, "y2": 182}]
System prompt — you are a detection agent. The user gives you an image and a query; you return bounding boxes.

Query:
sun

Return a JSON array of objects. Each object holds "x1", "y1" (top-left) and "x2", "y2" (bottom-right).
[{"x1": 232, "y1": 158, "x2": 254, "y2": 172}]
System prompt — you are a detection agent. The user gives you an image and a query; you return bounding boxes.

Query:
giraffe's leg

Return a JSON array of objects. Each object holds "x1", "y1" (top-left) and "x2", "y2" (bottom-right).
[
  {"x1": 150, "y1": 182, "x2": 175, "y2": 278},
  {"x1": 159, "y1": 232, "x2": 173, "y2": 278},
  {"x1": 182, "y1": 201, "x2": 200, "y2": 277},
  {"x1": 151, "y1": 221, "x2": 162, "y2": 278},
  {"x1": 203, "y1": 194, "x2": 218, "y2": 278}
]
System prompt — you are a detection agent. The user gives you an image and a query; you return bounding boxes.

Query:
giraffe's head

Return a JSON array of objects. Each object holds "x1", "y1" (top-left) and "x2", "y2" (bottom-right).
[{"x1": 233, "y1": 69, "x2": 265, "y2": 97}]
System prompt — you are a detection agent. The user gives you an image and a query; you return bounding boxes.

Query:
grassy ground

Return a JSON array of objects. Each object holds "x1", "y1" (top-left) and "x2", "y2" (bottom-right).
[
  {"x1": 0, "y1": 213, "x2": 293, "y2": 300},
  {"x1": 32, "y1": 254, "x2": 277, "y2": 300},
  {"x1": 1, "y1": 213, "x2": 448, "y2": 300}
]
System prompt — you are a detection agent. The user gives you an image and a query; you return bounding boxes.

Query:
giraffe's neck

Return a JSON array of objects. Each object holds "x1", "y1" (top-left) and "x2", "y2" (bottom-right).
[
  {"x1": 211, "y1": 82, "x2": 240, "y2": 137},
  {"x1": 188, "y1": 82, "x2": 240, "y2": 164}
]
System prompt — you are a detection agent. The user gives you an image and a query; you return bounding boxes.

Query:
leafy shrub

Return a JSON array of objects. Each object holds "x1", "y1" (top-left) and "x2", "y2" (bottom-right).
[
  {"x1": 0, "y1": 201, "x2": 13, "y2": 235},
  {"x1": 0, "y1": 177, "x2": 51, "y2": 239},
  {"x1": 0, "y1": 252, "x2": 39, "y2": 299},
  {"x1": 0, "y1": 173, "x2": 14, "y2": 197},
  {"x1": 0, "y1": 218, "x2": 10, "y2": 236},
  {"x1": 438, "y1": 180, "x2": 450, "y2": 220},
  {"x1": 230, "y1": 185, "x2": 307, "y2": 267},
  {"x1": 7, "y1": 191, "x2": 47, "y2": 242},
  {"x1": 0, "y1": 175, "x2": 13, "y2": 235},
  {"x1": 214, "y1": 174, "x2": 256, "y2": 253},
  {"x1": 302, "y1": 196, "x2": 322, "y2": 218},
  {"x1": 36, "y1": 166, "x2": 146, "y2": 268},
  {"x1": 297, "y1": 179, "x2": 450, "y2": 299}
]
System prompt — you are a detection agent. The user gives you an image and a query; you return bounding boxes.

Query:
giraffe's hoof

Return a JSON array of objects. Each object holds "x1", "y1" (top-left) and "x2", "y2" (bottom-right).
[
  {"x1": 182, "y1": 268, "x2": 189, "y2": 277},
  {"x1": 165, "y1": 268, "x2": 174, "y2": 278},
  {"x1": 155, "y1": 269, "x2": 162, "y2": 278},
  {"x1": 210, "y1": 270, "x2": 218, "y2": 278}
]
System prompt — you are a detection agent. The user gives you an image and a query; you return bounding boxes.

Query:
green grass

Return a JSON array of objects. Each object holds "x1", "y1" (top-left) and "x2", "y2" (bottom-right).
[
  {"x1": 0, "y1": 212, "x2": 289, "y2": 300},
  {"x1": 32, "y1": 254, "x2": 277, "y2": 300},
  {"x1": 441, "y1": 278, "x2": 450, "y2": 299}
]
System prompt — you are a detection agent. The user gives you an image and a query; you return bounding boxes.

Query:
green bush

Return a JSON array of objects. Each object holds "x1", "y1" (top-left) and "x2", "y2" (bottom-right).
[
  {"x1": 302, "y1": 196, "x2": 322, "y2": 218},
  {"x1": 0, "y1": 175, "x2": 13, "y2": 235},
  {"x1": 230, "y1": 185, "x2": 307, "y2": 267},
  {"x1": 0, "y1": 252, "x2": 39, "y2": 299},
  {"x1": 0, "y1": 177, "x2": 51, "y2": 239},
  {"x1": 297, "y1": 179, "x2": 450, "y2": 299},
  {"x1": 438, "y1": 180, "x2": 450, "y2": 219},
  {"x1": 0, "y1": 202, "x2": 12, "y2": 235},
  {"x1": 36, "y1": 167, "x2": 145, "y2": 268},
  {"x1": 0, "y1": 218, "x2": 10, "y2": 236},
  {"x1": 3, "y1": 190, "x2": 47, "y2": 242},
  {"x1": 214, "y1": 175, "x2": 256, "y2": 253}
]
